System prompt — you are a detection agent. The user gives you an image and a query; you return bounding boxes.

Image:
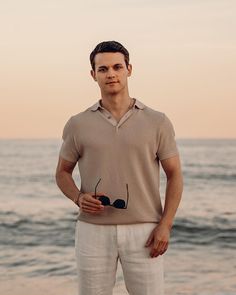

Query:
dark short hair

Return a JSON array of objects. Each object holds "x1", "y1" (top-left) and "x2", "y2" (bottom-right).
[{"x1": 90, "y1": 41, "x2": 130, "y2": 71}]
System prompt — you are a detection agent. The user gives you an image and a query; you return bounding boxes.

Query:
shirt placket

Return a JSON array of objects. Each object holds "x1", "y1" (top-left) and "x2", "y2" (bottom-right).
[{"x1": 98, "y1": 108, "x2": 137, "y2": 131}]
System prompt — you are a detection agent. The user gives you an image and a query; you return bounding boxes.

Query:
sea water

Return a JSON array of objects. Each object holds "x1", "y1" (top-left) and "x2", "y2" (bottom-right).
[{"x1": 0, "y1": 139, "x2": 235, "y2": 294}]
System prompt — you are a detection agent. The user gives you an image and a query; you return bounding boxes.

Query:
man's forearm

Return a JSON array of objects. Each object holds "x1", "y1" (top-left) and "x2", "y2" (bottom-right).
[
  {"x1": 56, "y1": 171, "x2": 81, "y2": 204},
  {"x1": 159, "y1": 172, "x2": 183, "y2": 229}
]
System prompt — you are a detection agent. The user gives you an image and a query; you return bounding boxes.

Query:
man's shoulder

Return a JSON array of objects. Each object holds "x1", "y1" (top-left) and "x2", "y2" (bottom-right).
[
  {"x1": 69, "y1": 103, "x2": 96, "y2": 123},
  {"x1": 141, "y1": 102, "x2": 166, "y2": 124}
]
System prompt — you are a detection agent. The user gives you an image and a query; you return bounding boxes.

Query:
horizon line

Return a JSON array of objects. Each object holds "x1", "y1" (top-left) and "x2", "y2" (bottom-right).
[{"x1": 0, "y1": 137, "x2": 236, "y2": 140}]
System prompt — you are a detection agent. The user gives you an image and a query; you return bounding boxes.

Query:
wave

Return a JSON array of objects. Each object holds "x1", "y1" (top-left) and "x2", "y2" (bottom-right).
[
  {"x1": 171, "y1": 217, "x2": 236, "y2": 248},
  {"x1": 0, "y1": 211, "x2": 235, "y2": 249},
  {"x1": 182, "y1": 172, "x2": 236, "y2": 182},
  {"x1": 0, "y1": 211, "x2": 77, "y2": 248}
]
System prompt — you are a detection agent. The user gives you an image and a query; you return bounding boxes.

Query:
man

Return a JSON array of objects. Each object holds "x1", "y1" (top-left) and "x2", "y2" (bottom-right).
[{"x1": 55, "y1": 41, "x2": 183, "y2": 295}]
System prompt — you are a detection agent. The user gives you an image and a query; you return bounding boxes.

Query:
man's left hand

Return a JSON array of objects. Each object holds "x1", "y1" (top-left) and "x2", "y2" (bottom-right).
[{"x1": 145, "y1": 223, "x2": 171, "y2": 258}]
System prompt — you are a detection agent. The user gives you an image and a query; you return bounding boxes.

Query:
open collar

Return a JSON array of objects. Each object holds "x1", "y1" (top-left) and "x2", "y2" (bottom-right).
[{"x1": 90, "y1": 98, "x2": 146, "y2": 112}]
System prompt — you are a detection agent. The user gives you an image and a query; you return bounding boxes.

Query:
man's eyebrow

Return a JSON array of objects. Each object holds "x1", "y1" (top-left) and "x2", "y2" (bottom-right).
[
  {"x1": 113, "y1": 63, "x2": 123, "y2": 66},
  {"x1": 97, "y1": 63, "x2": 123, "y2": 69},
  {"x1": 97, "y1": 65, "x2": 107, "y2": 69}
]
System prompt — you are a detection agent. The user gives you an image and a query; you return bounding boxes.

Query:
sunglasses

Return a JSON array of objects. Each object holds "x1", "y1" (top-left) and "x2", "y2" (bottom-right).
[{"x1": 94, "y1": 178, "x2": 129, "y2": 209}]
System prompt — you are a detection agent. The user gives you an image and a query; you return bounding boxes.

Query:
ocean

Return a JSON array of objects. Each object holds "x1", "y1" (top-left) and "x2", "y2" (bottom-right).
[{"x1": 0, "y1": 139, "x2": 235, "y2": 295}]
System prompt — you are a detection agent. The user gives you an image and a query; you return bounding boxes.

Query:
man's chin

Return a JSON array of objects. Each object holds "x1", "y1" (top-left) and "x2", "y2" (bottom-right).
[{"x1": 105, "y1": 89, "x2": 119, "y2": 95}]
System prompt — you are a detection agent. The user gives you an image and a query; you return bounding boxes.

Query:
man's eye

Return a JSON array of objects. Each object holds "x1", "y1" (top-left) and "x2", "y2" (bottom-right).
[
  {"x1": 115, "y1": 65, "x2": 122, "y2": 70},
  {"x1": 98, "y1": 68, "x2": 106, "y2": 72}
]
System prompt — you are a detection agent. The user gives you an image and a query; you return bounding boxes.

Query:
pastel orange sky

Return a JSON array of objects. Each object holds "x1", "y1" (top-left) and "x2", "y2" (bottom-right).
[{"x1": 1, "y1": 0, "x2": 235, "y2": 139}]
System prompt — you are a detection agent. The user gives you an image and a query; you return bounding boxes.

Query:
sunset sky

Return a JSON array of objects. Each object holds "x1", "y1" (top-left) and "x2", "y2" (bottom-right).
[{"x1": 1, "y1": 0, "x2": 235, "y2": 139}]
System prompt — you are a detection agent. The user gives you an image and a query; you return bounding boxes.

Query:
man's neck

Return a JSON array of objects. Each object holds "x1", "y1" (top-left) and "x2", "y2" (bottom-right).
[{"x1": 100, "y1": 93, "x2": 133, "y2": 115}]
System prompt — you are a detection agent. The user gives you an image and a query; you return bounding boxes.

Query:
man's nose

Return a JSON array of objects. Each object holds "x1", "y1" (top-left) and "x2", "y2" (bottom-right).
[{"x1": 107, "y1": 68, "x2": 115, "y2": 78}]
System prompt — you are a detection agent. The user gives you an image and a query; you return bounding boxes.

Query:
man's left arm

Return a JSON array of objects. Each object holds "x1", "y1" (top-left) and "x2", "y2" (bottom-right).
[{"x1": 145, "y1": 155, "x2": 183, "y2": 258}]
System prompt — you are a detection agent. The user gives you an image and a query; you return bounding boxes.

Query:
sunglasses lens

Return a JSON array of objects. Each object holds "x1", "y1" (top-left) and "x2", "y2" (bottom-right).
[
  {"x1": 113, "y1": 199, "x2": 126, "y2": 209},
  {"x1": 98, "y1": 196, "x2": 110, "y2": 206}
]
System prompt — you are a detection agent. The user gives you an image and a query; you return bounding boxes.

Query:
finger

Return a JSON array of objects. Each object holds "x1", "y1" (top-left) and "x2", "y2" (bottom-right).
[
  {"x1": 159, "y1": 241, "x2": 168, "y2": 253},
  {"x1": 162, "y1": 242, "x2": 169, "y2": 254},
  {"x1": 150, "y1": 249, "x2": 159, "y2": 258},
  {"x1": 84, "y1": 195, "x2": 103, "y2": 205},
  {"x1": 155, "y1": 240, "x2": 166, "y2": 249},
  {"x1": 160, "y1": 248, "x2": 168, "y2": 255},
  {"x1": 82, "y1": 200, "x2": 104, "y2": 209},
  {"x1": 151, "y1": 242, "x2": 168, "y2": 257},
  {"x1": 81, "y1": 204, "x2": 104, "y2": 211},
  {"x1": 153, "y1": 248, "x2": 167, "y2": 257},
  {"x1": 145, "y1": 232, "x2": 154, "y2": 247},
  {"x1": 150, "y1": 248, "x2": 163, "y2": 258},
  {"x1": 150, "y1": 241, "x2": 163, "y2": 257}
]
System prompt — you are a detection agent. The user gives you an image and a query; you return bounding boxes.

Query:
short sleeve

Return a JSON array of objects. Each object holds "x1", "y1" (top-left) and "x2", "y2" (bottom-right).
[
  {"x1": 156, "y1": 114, "x2": 179, "y2": 161},
  {"x1": 59, "y1": 116, "x2": 80, "y2": 163}
]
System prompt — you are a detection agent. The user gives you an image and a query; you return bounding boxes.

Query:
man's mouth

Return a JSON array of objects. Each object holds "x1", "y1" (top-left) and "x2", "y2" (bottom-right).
[{"x1": 106, "y1": 81, "x2": 118, "y2": 84}]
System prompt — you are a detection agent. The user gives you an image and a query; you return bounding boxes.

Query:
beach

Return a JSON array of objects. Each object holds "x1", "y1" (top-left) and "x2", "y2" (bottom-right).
[
  {"x1": 2, "y1": 261, "x2": 129, "y2": 295},
  {"x1": 1, "y1": 277, "x2": 129, "y2": 295}
]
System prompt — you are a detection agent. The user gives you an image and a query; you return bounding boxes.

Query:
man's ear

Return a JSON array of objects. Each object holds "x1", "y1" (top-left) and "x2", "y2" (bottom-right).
[
  {"x1": 127, "y1": 64, "x2": 132, "y2": 77},
  {"x1": 90, "y1": 69, "x2": 97, "y2": 81}
]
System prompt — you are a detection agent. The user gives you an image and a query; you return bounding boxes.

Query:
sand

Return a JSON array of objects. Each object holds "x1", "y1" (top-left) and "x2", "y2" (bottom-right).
[{"x1": 1, "y1": 276, "x2": 129, "y2": 295}]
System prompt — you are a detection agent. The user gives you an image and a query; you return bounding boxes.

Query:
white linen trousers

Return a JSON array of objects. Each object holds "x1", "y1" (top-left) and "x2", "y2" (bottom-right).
[{"x1": 75, "y1": 220, "x2": 164, "y2": 295}]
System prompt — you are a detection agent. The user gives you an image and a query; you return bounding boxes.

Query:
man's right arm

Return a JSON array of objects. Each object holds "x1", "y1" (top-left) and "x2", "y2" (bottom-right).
[
  {"x1": 55, "y1": 157, "x2": 104, "y2": 214},
  {"x1": 55, "y1": 156, "x2": 80, "y2": 204}
]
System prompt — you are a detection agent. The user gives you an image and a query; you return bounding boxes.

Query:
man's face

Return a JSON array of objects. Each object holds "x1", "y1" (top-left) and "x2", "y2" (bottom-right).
[{"x1": 91, "y1": 52, "x2": 132, "y2": 95}]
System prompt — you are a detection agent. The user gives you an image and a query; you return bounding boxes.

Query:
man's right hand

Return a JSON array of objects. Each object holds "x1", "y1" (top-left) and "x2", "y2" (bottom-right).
[{"x1": 77, "y1": 192, "x2": 105, "y2": 214}]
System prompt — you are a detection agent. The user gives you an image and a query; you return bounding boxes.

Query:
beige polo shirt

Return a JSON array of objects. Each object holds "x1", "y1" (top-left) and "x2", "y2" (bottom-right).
[{"x1": 59, "y1": 98, "x2": 179, "y2": 225}]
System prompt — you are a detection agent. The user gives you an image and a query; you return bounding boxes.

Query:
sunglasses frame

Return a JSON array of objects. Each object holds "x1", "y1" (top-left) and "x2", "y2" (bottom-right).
[{"x1": 94, "y1": 178, "x2": 129, "y2": 209}]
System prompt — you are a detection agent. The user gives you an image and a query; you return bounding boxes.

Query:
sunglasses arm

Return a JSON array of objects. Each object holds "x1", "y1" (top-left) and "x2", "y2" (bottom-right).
[
  {"x1": 94, "y1": 178, "x2": 102, "y2": 198},
  {"x1": 124, "y1": 183, "x2": 129, "y2": 209}
]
